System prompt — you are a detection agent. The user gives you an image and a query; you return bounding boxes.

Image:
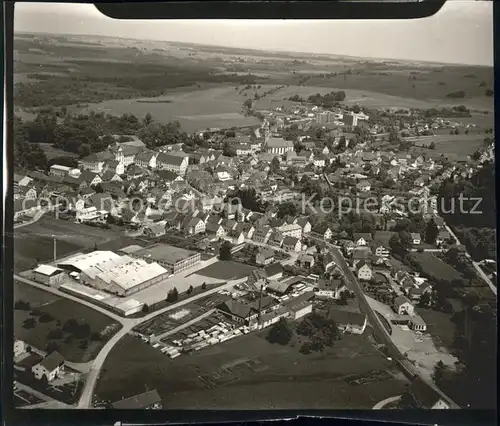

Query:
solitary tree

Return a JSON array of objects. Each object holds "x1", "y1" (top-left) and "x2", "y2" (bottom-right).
[
  {"x1": 166, "y1": 287, "x2": 179, "y2": 303},
  {"x1": 424, "y1": 218, "x2": 439, "y2": 244},
  {"x1": 219, "y1": 241, "x2": 232, "y2": 261}
]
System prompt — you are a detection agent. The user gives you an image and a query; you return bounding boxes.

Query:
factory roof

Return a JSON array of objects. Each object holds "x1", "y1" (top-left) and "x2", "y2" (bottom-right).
[
  {"x1": 98, "y1": 259, "x2": 168, "y2": 290},
  {"x1": 57, "y1": 251, "x2": 124, "y2": 279},
  {"x1": 133, "y1": 243, "x2": 198, "y2": 265}
]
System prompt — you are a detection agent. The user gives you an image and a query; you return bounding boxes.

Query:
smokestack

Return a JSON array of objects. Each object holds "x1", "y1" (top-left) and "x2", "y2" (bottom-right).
[
  {"x1": 53, "y1": 237, "x2": 57, "y2": 262},
  {"x1": 257, "y1": 282, "x2": 265, "y2": 324}
]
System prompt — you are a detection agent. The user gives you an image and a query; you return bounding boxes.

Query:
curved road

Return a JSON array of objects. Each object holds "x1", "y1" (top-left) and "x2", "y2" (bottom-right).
[
  {"x1": 373, "y1": 395, "x2": 401, "y2": 410},
  {"x1": 14, "y1": 274, "x2": 246, "y2": 408}
]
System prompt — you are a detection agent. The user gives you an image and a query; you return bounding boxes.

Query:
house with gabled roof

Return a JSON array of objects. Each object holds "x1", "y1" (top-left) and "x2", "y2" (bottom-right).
[
  {"x1": 393, "y1": 295, "x2": 414, "y2": 315},
  {"x1": 135, "y1": 150, "x2": 158, "y2": 169},
  {"x1": 283, "y1": 236, "x2": 302, "y2": 252},
  {"x1": 312, "y1": 223, "x2": 332, "y2": 241},
  {"x1": 355, "y1": 260, "x2": 372, "y2": 281},
  {"x1": 256, "y1": 248, "x2": 275, "y2": 265},
  {"x1": 253, "y1": 226, "x2": 272, "y2": 244},
  {"x1": 184, "y1": 216, "x2": 206, "y2": 235},
  {"x1": 32, "y1": 351, "x2": 65, "y2": 382},
  {"x1": 156, "y1": 153, "x2": 189, "y2": 175}
]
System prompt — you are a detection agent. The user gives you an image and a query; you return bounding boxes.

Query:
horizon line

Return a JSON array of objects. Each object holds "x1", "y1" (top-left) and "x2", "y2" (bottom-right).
[{"x1": 14, "y1": 30, "x2": 493, "y2": 68}]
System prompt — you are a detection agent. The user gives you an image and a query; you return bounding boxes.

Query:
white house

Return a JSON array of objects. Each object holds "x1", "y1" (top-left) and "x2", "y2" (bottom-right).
[
  {"x1": 283, "y1": 236, "x2": 302, "y2": 252},
  {"x1": 356, "y1": 180, "x2": 371, "y2": 192},
  {"x1": 264, "y1": 137, "x2": 294, "y2": 155},
  {"x1": 31, "y1": 351, "x2": 65, "y2": 382},
  {"x1": 14, "y1": 340, "x2": 26, "y2": 357},
  {"x1": 184, "y1": 217, "x2": 206, "y2": 235},
  {"x1": 393, "y1": 295, "x2": 415, "y2": 316},
  {"x1": 353, "y1": 233, "x2": 372, "y2": 247},
  {"x1": 50, "y1": 165, "x2": 71, "y2": 177},
  {"x1": 135, "y1": 150, "x2": 158, "y2": 169},
  {"x1": 355, "y1": 261, "x2": 372, "y2": 281}
]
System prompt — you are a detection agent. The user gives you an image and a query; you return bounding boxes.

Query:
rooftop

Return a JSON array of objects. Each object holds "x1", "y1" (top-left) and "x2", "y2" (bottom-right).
[
  {"x1": 33, "y1": 264, "x2": 63, "y2": 277},
  {"x1": 134, "y1": 243, "x2": 198, "y2": 265}
]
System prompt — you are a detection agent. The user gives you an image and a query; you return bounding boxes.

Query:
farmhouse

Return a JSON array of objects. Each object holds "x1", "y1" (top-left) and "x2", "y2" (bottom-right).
[
  {"x1": 216, "y1": 297, "x2": 274, "y2": 325},
  {"x1": 355, "y1": 261, "x2": 372, "y2": 281},
  {"x1": 356, "y1": 180, "x2": 371, "y2": 192},
  {"x1": 435, "y1": 230, "x2": 451, "y2": 246},
  {"x1": 263, "y1": 262, "x2": 284, "y2": 281},
  {"x1": 315, "y1": 278, "x2": 347, "y2": 299},
  {"x1": 393, "y1": 295, "x2": 415, "y2": 316},
  {"x1": 297, "y1": 253, "x2": 315, "y2": 269},
  {"x1": 283, "y1": 236, "x2": 302, "y2": 252},
  {"x1": 31, "y1": 351, "x2": 65, "y2": 382},
  {"x1": 332, "y1": 309, "x2": 368, "y2": 334},
  {"x1": 353, "y1": 233, "x2": 372, "y2": 246},
  {"x1": 256, "y1": 248, "x2": 275, "y2": 265}
]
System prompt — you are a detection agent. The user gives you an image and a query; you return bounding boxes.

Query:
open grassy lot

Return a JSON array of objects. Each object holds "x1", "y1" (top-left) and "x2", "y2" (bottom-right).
[
  {"x1": 14, "y1": 282, "x2": 121, "y2": 363},
  {"x1": 14, "y1": 234, "x2": 82, "y2": 273},
  {"x1": 195, "y1": 260, "x2": 257, "y2": 280},
  {"x1": 94, "y1": 328, "x2": 407, "y2": 409},
  {"x1": 38, "y1": 143, "x2": 79, "y2": 161},
  {"x1": 14, "y1": 216, "x2": 136, "y2": 272},
  {"x1": 417, "y1": 307, "x2": 458, "y2": 351},
  {"x1": 407, "y1": 252, "x2": 463, "y2": 283},
  {"x1": 409, "y1": 133, "x2": 485, "y2": 156}
]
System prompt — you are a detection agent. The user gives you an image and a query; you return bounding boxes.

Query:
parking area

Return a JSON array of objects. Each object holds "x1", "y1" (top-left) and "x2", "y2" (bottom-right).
[{"x1": 365, "y1": 295, "x2": 458, "y2": 381}]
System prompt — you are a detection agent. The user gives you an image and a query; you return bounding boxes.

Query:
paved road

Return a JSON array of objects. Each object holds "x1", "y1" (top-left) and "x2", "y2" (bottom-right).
[
  {"x1": 14, "y1": 208, "x2": 47, "y2": 229},
  {"x1": 443, "y1": 222, "x2": 497, "y2": 295},
  {"x1": 76, "y1": 277, "x2": 246, "y2": 408},
  {"x1": 307, "y1": 234, "x2": 460, "y2": 408},
  {"x1": 373, "y1": 395, "x2": 402, "y2": 410},
  {"x1": 15, "y1": 274, "x2": 245, "y2": 408}
]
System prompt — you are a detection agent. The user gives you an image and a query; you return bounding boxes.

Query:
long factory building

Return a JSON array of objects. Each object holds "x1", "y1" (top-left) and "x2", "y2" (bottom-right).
[{"x1": 54, "y1": 243, "x2": 201, "y2": 297}]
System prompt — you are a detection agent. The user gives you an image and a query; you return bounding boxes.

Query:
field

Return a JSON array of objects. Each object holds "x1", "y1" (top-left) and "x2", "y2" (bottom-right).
[
  {"x1": 14, "y1": 34, "x2": 494, "y2": 119},
  {"x1": 409, "y1": 133, "x2": 486, "y2": 157},
  {"x1": 417, "y1": 307, "x2": 458, "y2": 351},
  {"x1": 94, "y1": 329, "x2": 408, "y2": 409},
  {"x1": 407, "y1": 252, "x2": 463, "y2": 283},
  {"x1": 14, "y1": 282, "x2": 121, "y2": 363},
  {"x1": 38, "y1": 143, "x2": 79, "y2": 161},
  {"x1": 195, "y1": 260, "x2": 257, "y2": 280},
  {"x1": 70, "y1": 86, "x2": 261, "y2": 132},
  {"x1": 14, "y1": 216, "x2": 137, "y2": 273}
]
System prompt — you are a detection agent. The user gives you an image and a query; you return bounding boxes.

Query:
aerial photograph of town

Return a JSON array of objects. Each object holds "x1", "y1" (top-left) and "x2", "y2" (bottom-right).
[{"x1": 11, "y1": 1, "x2": 496, "y2": 412}]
